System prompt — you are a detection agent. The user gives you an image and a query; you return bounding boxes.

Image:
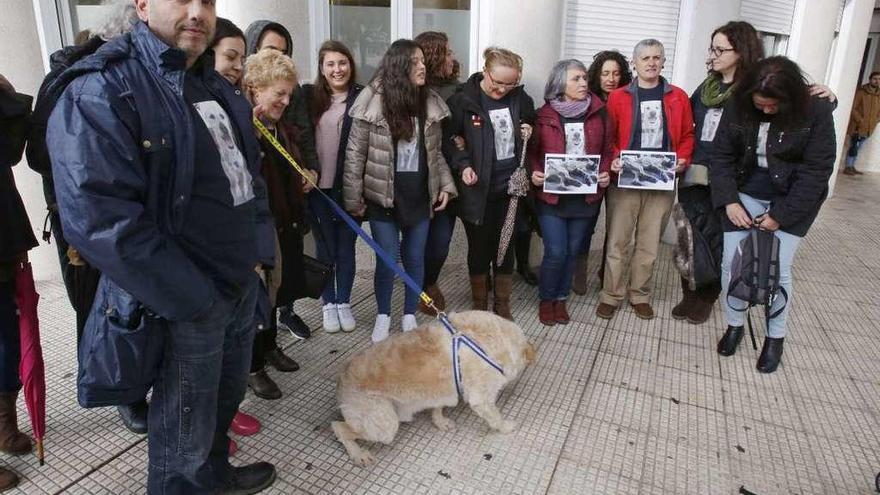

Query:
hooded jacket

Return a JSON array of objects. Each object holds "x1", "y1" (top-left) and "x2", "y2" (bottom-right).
[
  {"x1": 847, "y1": 83, "x2": 880, "y2": 137},
  {"x1": 343, "y1": 83, "x2": 457, "y2": 214},
  {"x1": 244, "y1": 20, "x2": 319, "y2": 171}
]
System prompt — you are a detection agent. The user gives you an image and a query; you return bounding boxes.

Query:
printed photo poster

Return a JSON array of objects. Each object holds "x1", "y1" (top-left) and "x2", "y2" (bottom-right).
[
  {"x1": 618, "y1": 150, "x2": 677, "y2": 191},
  {"x1": 543, "y1": 153, "x2": 600, "y2": 195},
  {"x1": 488, "y1": 107, "x2": 515, "y2": 160},
  {"x1": 192, "y1": 100, "x2": 255, "y2": 206},
  {"x1": 640, "y1": 99, "x2": 663, "y2": 149}
]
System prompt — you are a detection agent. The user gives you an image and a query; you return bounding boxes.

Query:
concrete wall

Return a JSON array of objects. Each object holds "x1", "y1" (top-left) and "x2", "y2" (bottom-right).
[
  {"x1": 788, "y1": 0, "x2": 843, "y2": 85},
  {"x1": 1, "y1": 0, "x2": 58, "y2": 281},
  {"x1": 672, "y1": 0, "x2": 742, "y2": 94}
]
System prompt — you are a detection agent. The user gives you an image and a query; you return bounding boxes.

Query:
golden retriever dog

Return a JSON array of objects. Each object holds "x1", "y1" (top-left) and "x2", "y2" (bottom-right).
[{"x1": 332, "y1": 310, "x2": 536, "y2": 466}]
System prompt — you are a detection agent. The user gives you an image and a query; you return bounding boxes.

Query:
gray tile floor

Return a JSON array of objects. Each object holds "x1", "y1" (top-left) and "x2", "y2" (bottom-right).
[{"x1": 4, "y1": 173, "x2": 880, "y2": 494}]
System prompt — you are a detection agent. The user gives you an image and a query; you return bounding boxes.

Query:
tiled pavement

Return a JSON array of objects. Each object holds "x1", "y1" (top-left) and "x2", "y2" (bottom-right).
[{"x1": 4, "y1": 174, "x2": 880, "y2": 494}]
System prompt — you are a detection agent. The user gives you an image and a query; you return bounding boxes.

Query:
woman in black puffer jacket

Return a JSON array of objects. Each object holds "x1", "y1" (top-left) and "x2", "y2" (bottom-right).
[{"x1": 710, "y1": 56, "x2": 836, "y2": 374}]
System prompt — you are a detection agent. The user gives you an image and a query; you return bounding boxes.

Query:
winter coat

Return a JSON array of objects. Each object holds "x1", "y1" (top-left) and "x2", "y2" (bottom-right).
[
  {"x1": 301, "y1": 82, "x2": 364, "y2": 202},
  {"x1": 0, "y1": 87, "x2": 38, "y2": 273},
  {"x1": 444, "y1": 72, "x2": 537, "y2": 224},
  {"x1": 244, "y1": 21, "x2": 319, "y2": 171},
  {"x1": 46, "y1": 22, "x2": 274, "y2": 406},
  {"x1": 606, "y1": 77, "x2": 695, "y2": 173},
  {"x1": 710, "y1": 95, "x2": 837, "y2": 237},
  {"x1": 343, "y1": 83, "x2": 457, "y2": 214},
  {"x1": 847, "y1": 83, "x2": 880, "y2": 137},
  {"x1": 528, "y1": 94, "x2": 614, "y2": 205}
]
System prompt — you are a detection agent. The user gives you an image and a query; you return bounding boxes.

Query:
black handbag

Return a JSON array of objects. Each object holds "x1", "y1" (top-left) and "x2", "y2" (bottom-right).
[
  {"x1": 295, "y1": 253, "x2": 332, "y2": 300},
  {"x1": 275, "y1": 224, "x2": 333, "y2": 304}
]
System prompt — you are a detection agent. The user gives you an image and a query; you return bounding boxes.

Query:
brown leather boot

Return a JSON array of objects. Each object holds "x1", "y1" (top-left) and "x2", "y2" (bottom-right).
[
  {"x1": 469, "y1": 275, "x2": 488, "y2": 311},
  {"x1": 572, "y1": 253, "x2": 589, "y2": 295},
  {"x1": 0, "y1": 392, "x2": 32, "y2": 456},
  {"x1": 672, "y1": 277, "x2": 696, "y2": 320},
  {"x1": 493, "y1": 274, "x2": 514, "y2": 320},
  {"x1": 0, "y1": 466, "x2": 19, "y2": 491}
]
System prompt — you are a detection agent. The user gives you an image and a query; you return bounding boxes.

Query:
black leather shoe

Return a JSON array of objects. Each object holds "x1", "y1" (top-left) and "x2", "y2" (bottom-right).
[
  {"x1": 717, "y1": 326, "x2": 744, "y2": 356},
  {"x1": 117, "y1": 400, "x2": 148, "y2": 434},
  {"x1": 220, "y1": 462, "x2": 276, "y2": 495},
  {"x1": 278, "y1": 309, "x2": 311, "y2": 340},
  {"x1": 757, "y1": 337, "x2": 785, "y2": 373},
  {"x1": 266, "y1": 348, "x2": 299, "y2": 372},
  {"x1": 517, "y1": 266, "x2": 538, "y2": 286},
  {"x1": 248, "y1": 370, "x2": 282, "y2": 400}
]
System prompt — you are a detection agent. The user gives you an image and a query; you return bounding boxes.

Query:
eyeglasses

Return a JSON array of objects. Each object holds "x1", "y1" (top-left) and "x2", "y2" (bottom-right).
[
  {"x1": 708, "y1": 46, "x2": 736, "y2": 58},
  {"x1": 485, "y1": 71, "x2": 518, "y2": 89}
]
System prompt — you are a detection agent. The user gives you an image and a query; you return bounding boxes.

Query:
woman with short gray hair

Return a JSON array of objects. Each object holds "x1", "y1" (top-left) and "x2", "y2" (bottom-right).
[{"x1": 528, "y1": 59, "x2": 613, "y2": 325}]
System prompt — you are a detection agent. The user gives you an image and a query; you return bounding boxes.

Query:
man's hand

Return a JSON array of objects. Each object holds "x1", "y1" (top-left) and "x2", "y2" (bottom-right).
[
  {"x1": 461, "y1": 167, "x2": 478, "y2": 186},
  {"x1": 434, "y1": 191, "x2": 450, "y2": 211},
  {"x1": 725, "y1": 203, "x2": 752, "y2": 229}
]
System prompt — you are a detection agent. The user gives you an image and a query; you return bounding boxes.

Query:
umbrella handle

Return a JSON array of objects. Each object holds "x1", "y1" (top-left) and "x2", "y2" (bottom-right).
[{"x1": 37, "y1": 439, "x2": 44, "y2": 466}]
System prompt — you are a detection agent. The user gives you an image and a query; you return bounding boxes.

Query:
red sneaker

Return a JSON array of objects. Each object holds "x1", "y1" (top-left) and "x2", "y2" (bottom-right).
[
  {"x1": 553, "y1": 300, "x2": 570, "y2": 324},
  {"x1": 229, "y1": 438, "x2": 238, "y2": 457},
  {"x1": 231, "y1": 410, "x2": 261, "y2": 436},
  {"x1": 539, "y1": 300, "x2": 556, "y2": 326}
]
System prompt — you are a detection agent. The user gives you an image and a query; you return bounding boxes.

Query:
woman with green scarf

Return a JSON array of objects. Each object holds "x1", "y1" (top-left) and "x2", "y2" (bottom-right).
[{"x1": 673, "y1": 21, "x2": 835, "y2": 324}]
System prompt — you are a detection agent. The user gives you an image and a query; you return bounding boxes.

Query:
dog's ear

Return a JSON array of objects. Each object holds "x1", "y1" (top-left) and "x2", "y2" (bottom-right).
[{"x1": 523, "y1": 343, "x2": 536, "y2": 365}]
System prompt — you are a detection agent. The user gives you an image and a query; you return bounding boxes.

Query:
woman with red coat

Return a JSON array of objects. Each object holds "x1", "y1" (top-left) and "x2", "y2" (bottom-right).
[{"x1": 529, "y1": 59, "x2": 613, "y2": 325}]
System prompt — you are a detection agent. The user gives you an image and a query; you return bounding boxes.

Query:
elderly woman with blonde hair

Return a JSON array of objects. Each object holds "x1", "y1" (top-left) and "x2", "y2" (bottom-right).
[{"x1": 242, "y1": 49, "x2": 317, "y2": 400}]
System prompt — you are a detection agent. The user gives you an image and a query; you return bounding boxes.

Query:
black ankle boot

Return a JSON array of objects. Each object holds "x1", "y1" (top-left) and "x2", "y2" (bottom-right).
[
  {"x1": 757, "y1": 337, "x2": 785, "y2": 373},
  {"x1": 717, "y1": 326, "x2": 744, "y2": 356}
]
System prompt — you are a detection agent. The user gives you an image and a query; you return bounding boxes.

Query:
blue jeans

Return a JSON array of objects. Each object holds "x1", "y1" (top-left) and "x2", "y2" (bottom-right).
[
  {"x1": 538, "y1": 213, "x2": 598, "y2": 300},
  {"x1": 721, "y1": 193, "x2": 802, "y2": 338},
  {"x1": 309, "y1": 192, "x2": 358, "y2": 304},
  {"x1": 424, "y1": 209, "x2": 455, "y2": 288},
  {"x1": 846, "y1": 134, "x2": 865, "y2": 168},
  {"x1": 369, "y1": 217, "x2": 430, "y2": 315},
  {"x1": 147, "y1": 277, "x2": 258, "y2": 494}
]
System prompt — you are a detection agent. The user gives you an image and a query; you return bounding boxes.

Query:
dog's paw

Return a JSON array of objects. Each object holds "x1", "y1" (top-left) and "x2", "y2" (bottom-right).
[
  {"x1": 433, "y1": 416, "x2": 456, "y2": 432},
  {"x1": 350, "y1": 450, "x2": 375, "y2": 467},
  {"x1": 495, "y1": 419, "x2": 517, "y2": 434}
]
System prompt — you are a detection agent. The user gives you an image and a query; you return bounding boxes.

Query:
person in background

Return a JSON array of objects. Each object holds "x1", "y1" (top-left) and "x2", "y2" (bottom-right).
[
  {"x1": 245, "y1": 20, "x2": 315, "y2": 342},
  {"x1": 0, "y1": 73, "x2": 37, "y2": 492},
  {"x1": 343, "y1": 39, "x2": 457, "y2": 343},
  {"x1": 302, "y1": 40, "x2": 363, "y2": 333},
  {"x1": 844, "y1": 70, "x2": 880, "y2": 175},
  {"x1": 210, "y1": 16, "x2": 261, "y2": 453},
  {"x1": 529, "y1": 59, "x2": 613, "y2": 325},
  {"x1": 712, "y1": 56, "x2": 836, "y2": 373},
  {"x1": 414, "y1": 31, "x2": 459, "y2": 315},
  {"x1": 444, "y1": 47, "x2": 536, "y2": 320},
  {"x1": 598, "y1": 38, "x2": 695, "y2": 321},
  {"x1": 243, "y1": 49, "x2": 316, "y2": 400}
]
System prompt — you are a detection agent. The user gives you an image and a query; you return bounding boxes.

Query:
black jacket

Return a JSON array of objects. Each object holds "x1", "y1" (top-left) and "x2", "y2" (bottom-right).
[
  {"x1": 443, "y1": 72, "x2": 536, "y2": 225},
  {"x1": 710, "y1": 95, "x2": 836, "y2": 237},
  {"x1": 0, "y1": 86, "x2": 38, "y2": 268},
  {"x1": 301, "y1": 82, "x2": 364, "y2": 202}
]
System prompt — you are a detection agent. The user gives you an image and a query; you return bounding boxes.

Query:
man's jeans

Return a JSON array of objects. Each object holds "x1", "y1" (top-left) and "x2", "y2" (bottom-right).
[
  {"x1": 369, "y1": 217, "x2": 430, "y2": 315},
  {"x1": 846, "y1": 134, "x2": 866, "y2": 168},
  {"x1": 721, "y1": 193, "x2": 802, "y2": 339},
  {"x1": 147, "y1": 277, "x2": 258, "y2": 493}
]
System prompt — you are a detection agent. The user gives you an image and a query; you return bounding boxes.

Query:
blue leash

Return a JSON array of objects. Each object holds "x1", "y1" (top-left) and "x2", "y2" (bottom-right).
[{"x1": 254, "y1": 118, "x2": 504, "y2": 396}]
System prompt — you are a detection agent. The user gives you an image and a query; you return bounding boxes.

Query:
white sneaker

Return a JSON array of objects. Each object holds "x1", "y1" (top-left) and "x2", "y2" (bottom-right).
[
  {"x1": 402, "y1": 314, "x2": 418, "y2": 332},
  {"x1": 372, "y1": 315, "x2": 391, "y2": 343},
  {"x1": 323, "y1": 303, "x2": 341, "y2": 333},
  {"x1": 337, "y1": 303, "x2": 356, "y2": 332}
]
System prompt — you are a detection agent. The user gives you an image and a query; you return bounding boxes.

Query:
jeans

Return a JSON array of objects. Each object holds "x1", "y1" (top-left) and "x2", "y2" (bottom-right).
[
  {"x1": 720, "y1": 193, "x2": 802, "y2": 339},
  {"x1": 309, "y1": 192, "x2": 358, "y2": 304},
  {"x1": 463, "y1": 199, "x2": 516, "y2": 276},
  {"x1": 846, "y1": 134, "x2": 865, "y2": 168},
  {"x1": 0, "y1": 280, "x2": 21, "y2": 393},
  {"x1": 423, "y1": 208, "x2": 455, "y2": 288},
  {"x1": 538, "y1": 213, "x2": 599, "y2": 300},
  {"x1": 369, "y1": 217, "x2": 430, "y2": 315},
  {"x1": 147, "y1": 277, "x2": 258, "y2": 494}
]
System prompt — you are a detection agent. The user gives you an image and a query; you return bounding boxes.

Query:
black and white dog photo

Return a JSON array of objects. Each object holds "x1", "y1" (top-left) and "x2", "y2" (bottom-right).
[
  {"x1": 543, "y1": 154, "x2": 600, "y2": 194},
  {"x1": 618, "y1": 151, "x2": 677, "y2": 191}
]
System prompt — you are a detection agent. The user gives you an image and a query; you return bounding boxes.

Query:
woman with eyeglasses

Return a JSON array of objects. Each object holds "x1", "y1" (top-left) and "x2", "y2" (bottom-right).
[{"x1": 444, "y1": 47, "x2": 536, "y2": 319}]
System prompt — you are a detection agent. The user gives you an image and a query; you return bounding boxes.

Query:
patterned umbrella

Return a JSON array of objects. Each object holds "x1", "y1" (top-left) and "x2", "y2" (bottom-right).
[
  {"x1": 496, "y1": 134, "x2": 531, "y2": 266},
  {"x1": 15, "y1": 262, "x2": 45, "y2": 465}
]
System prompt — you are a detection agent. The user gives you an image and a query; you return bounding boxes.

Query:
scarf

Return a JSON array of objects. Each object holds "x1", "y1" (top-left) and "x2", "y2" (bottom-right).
[
  {"x1": 549, "y1": 96, "x2": 591, "y2": 119},
  {"x1": 700, "y1": 74, "x2": 736, "y2": 108}
]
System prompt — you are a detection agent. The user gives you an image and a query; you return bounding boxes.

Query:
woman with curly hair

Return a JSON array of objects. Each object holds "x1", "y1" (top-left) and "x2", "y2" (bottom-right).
[
  {"x1": 343, "y1": 39, "x2": 458, "y2": 343},
  {"x1": 587, "y1": 50, "x2": 632, "y2": 102}
]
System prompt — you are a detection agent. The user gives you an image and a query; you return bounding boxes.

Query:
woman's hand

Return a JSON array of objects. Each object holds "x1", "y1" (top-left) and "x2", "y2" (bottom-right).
[
  {"x1": 302, "y1": 170, "x2": 318, "y2": 193},
  {"x1": 610, "y1": 158, "x2": 622, "y2": 173},
  {"x1": 350, "y1": 202, "x2": 366, "y2": 218},
  {"x1": 461, "y1": 167, "x2": 478, "y2": 186},
  {"x1": 252, "y1": 103, "x2": 266, "y2": 121},
  {"x1": 520, "y1": 123, "x2": 533, "y2": 141},
  {"x1": 434, "y1": 191, "x2": 450, "y2": 211},
  {"x1": 531, "y1": 170, "x2": 544, "y2": 187},
  {"x1": 754, "y1": 213, "x2": 780, "y2": 232},
  {"x1": 675, "y1": 158, "x2": 687, "y2": 174},
  {"x1": 452, "y1": 135, "x2": 466, "y2": 151},
  {"x1": 809, "y1": 84, "x2": 837, "y2": 103},
  {"x1": 597, "y1": 171, "x2": 610, "y2": 188},
  {"x1": 725, "y1": 203, "x2": 752, "y2": 229}
]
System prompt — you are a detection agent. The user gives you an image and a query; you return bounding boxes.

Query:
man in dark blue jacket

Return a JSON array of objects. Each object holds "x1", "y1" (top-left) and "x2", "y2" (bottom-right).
[{"x1": 47, "y1": 1, "x2": 276, "y2": 492}]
